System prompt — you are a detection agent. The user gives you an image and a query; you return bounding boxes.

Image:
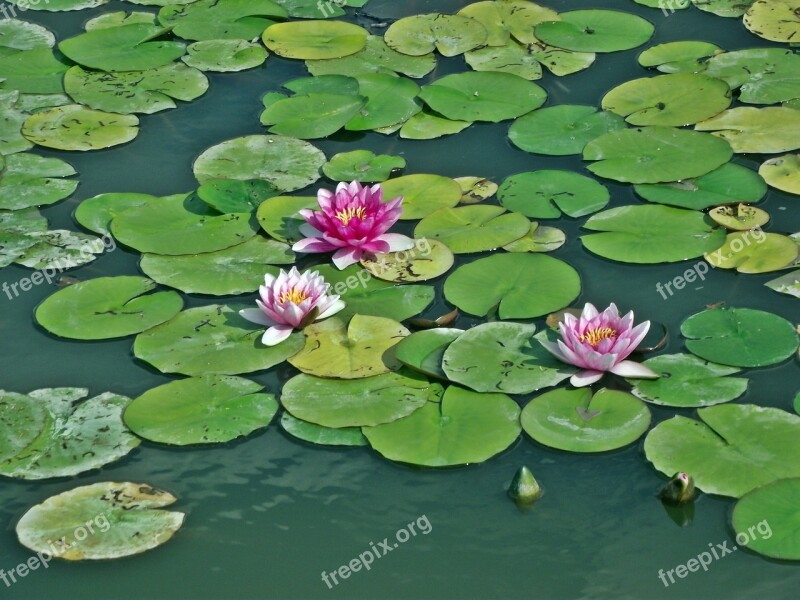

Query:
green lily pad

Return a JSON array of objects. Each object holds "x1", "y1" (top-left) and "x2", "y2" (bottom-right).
[
  {"x1": 124, "y1": 375, "x2": 278, "y2": 445},
  {"x1": 534, "y1": 10, "x2": 654, "y2": 53},
  {"x1": 134, "y1": 303, "x2": 304, "y2": 376},
  {"x1": 346, "y1": 74, "x2": 421, "y2": 131},
  {"x1": 193, "y1": 135, "x2": 326, "y2": 192},
  {"x1": 707, "y1": 202, "x2": 769, "y2": 232},
  {"x1": 280, "y1": 412, "x2": 367, "y2": 447},
  {"x1": 64, "y1": 64, "x2": 208, "y2": 115},
  {"x1": 158, "y1": 0, "x2": 287, "y2": 42},
  {"x1": 1, "y1": 225, "x2": 106, "y2": 270},
  {"x1": 633, "y1": 163, "x2": 767, "y2": 210},
  {"x1": 380, "y1": 174, "x2": 462, "y2": 220},
  {"x1": 399, "y1": 110, "x2": 472, "y2": 139},
  {"x1": 263, "y1": 20, "x2": 367, "y2": 59},
  {"x1": 503, "y1": 223, "x2": 566, "y2": 253},
  {"x1": 498, "y1": 170, "x2": 609, "y2": 219},
  {"x1": 75, "y1": 192, "x2": 161, "y2": 235},
  {"x1": 111, "y1": 194, "x2": 256, "y2": 255},
  {"x1": 443, "y1": 323, "x2": 575, "y2": 394},
  {"x1": 0, "y1": 388, "x2": 140, "y2": 480},
  {"x1": 182, "y1": 39, "x2": 268, "y2": 72},
  {"x1": 281, "y1": 370, "x2": 434, "y2": 427},
  {"x1": 197, "y1": 179, "x2": 279, "y2": 214},
  {"x1": 0, "y1": 48, "x2": 68, "y2": 94},
  {"x1": 359, "y1": 239, "x2": 454, "y2": 283},
  {"x1": 414, "y1": 205, "x2": 529, "y2": 253},
  {"x1": 419, "y1": 72, "x2": 546, "y2": 123},
  {"x1": 261, "y1": 92, "x2": 366, "y2": 139},
  {"x1": 645, "y1": 403, "x2": 800, "y2": 497},
  {"x1": 59, "y1": 24, "x2": 185, "y2": 72},
  {"x1": 140, "y1": 236, "x2": 293, "y2": 295},
  {"x1": 305, "y1": 35, "x2": 437, "y2": 79},
  {"x1": 16, "y1": 482, "x2": 184, "y2": 560},
  {"x1": 638, "y1": 41, "x2": 723, "y2": 73},
  {"x1": 22, "y1": 105, "x2": 139, "y2": 151},
  {"x1": 272, "y1": 0, "x2": 365, "y2": 18},
  {"x1": 363, "y1": 386, "x2": 521, "y2": 467},
  {"x1": 601, "y1": 74, "x2": 731, "y2": 127},
  {"x1": 0, "y1": 391, "x2": 48, "y2": 464},
  {"x1": 584, "y1": 126, "x2": 733, "y2": 184},
  {"x1": 0, "y1": 91, "x2": 33, "y2": 155},
  {"x1": 628, "y1": 354, "x2": 748, "y2": 407},
  {"x1": 283, "y1": 74, "x2": 358, "y2": 95},
  {"x1": 256, "y1": 195, "x2": 316, "y2": 243},
  {"x1": 464, "y1": 40, "x2": 543, "y2": 80},
  {"x1": 705, "y1": 232, "x2": 798, "y2": 273},
  {"x1": 705, "y1": 48, "x2": 800, "y2": 105},
  {"x1": 394, "y1": 328, "x2": 463, "y2": 380},
  {"x1": 455, "y1": 176, "x2": 498, "y2": 204},
  {"x1": 6, "y1": 0, "x2": 108, "y2": 10},
  {"x1": 323, "y1": 150, "x2": 405, "y2": 182},
  {"x1": 384, "y1": 13, "x2": 488, "y2": 57},
  {"x1": 695, "y1": 107, "x2": 800, "y2": 154},
  {"x1": 0, "y1": 153, "x2": 77, "y2": 210},
  {"x1": 84, "y1": 11, "x2": 157, "y2": 30},
  {"x1": 527, "y1": 41, "x2": 596, "y2": 76},
  {"x1": 457, "y1": 0, "x2": 559, "y2": 46},
  {"x1": 0, "y1": 19, "x2": 55, "y2": 52},
  {"x1": 509, "y1": 104, "x2": 625, "y2": 156},
  {"x1": 444, "y1": 253, "x2": 581, "y2": 319},
  {"x1": 760, "y1": 154, "x2": 800, "y2": 194},
  {"x1": 581, "y1": 205, "x2": 726, "y2": 263},
  {"x1": 766, "y1": 269, "x2": 800, "y2": 299},
  {"x1": 522, "y1": 387, "x2": 651, "y2": 453},
  {"x1": 681, "y1": 307, "x2": 799, "y2": 367},
  {"x1": 692, "y1": 0, "x2": 754, "y2": 17},
  {"x1": 733, "y1": 478, "x2": 800, "y2": 560},
  {"x1": 744, "y1": 0, "x2": 800, "y2": 43},
  {"x1": 35, "y1": 276, "x2": 183, "y2": 340}
]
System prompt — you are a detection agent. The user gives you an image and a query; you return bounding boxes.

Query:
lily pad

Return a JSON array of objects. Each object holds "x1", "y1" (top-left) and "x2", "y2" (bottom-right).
[
  {"x1": 0, "y1": 19, "x2": 55, "y2": 52},
  {"x1": 124, "y1": 375, "x2": 277, "y2": 445},
  {"x1": 75, "y1": 192, "x2": 161, "y2": 235},
  {"x1": 766, "y1": 270, "x2": 800, "y2": 298},
  {"x1": 443, "y1": 323, "x2": 575, "y2": 394},
  {"x1": 22, "y1": 105, "x2": 139, "y2": 151},
  {"x1": 263, "y1": 20, "x2": 367, "y2": 59},
  {"x1": 272, "y1": 0, "x2": 365, "y2": 18},
  {"x1": 193, "y1": 135, "x2": 325, "y2": 192},
  {"x1": 380, "y1": 174, "x2": 462, "y2": 220},
  {"x1": 457, "y1": 0, "x2": 559, "y2": 46},
  {"x1": 692, "y1": 0, "x2": 754, "y2": 17},
  {"x1": 414, "y1": 205, "x2": 529, "y2": 253},
  {"x1": 359, "y1": 239, "x2": 454, "y2": 283},
  {"x1": 418, "y1": 72, "x2": 546, "y2": 123},
  {"x1": 280, "y1": 412, "x2": 367, "y2": 447},
  {"x1": 695, "y1": 107, "x2": 800, "y2": 154},
  {"x1": 6, "y1": 0, "x2": 108, "y2": 10},
  {"x1": 16, "y1": 482, "x2": 184, "y2": 560},
  {"x1": 288, "y1": 315, "x2": 408, "y2": 378},
  {"x1": 444, "y1": 253, "x2": 581, "y2": 319},
  {"x1": 645, "y1": 403, "x2": 800, "y2": 497},
  {"x1": 0, "y1": 48, "x2": 68, "y2": 94},
  {"x1": 399, "y1": 110, "x2": 472, "y2": 140},
  {"x1": 584, "y1": 126, "x2": 733, "y2": 184},
  {"x1": 85, "y1": 11, "x2": 157, "y2": 30},
  {"x1": 521, "y1": 387, "x2": 651, "y2": 453},
  {"x1": 705, "y1": 232, "x2": 798, "y2": 273},
  {"x1": 140, "y1": 236, "x2": 293, "y2": 295},
  {"x1": 346, "y1": 74, "x2": 421, "y2": 131},
  {"x1": 158, "y1": 0, "x2": 287, "y2": 42},
  {"x1": 261, "y1": 92, "x2": 366, "y2": 139},
  {"x1": 197, "y1": 179, "x2": 279, "y2": 214},
  {"x1": 363, "y1": 386, "x2": 521, "y2": 467},
  {"x1": 708, "y1": 204, "x2": 769, "y2": 231},
  {"x1": 581, "y1": 205, "x2": 726, "y2": 263},
  {"x1": 1, "y1": 225, "x2": 106, "y2": 270},
  {"x1": 384, "y1": 13, "x2": 488, "y2": 57},
  {"x1": 256, "y1": 195, "x2": 317, "y2": 243},
  {"x1": 705, "y1": 48, "x2": 800, "y2": 105},
  {"x1": 534, "y1": 10, "x2": 654, "y2": 53},
  {"x1": 35, "y1": 276, "x2": 183, "y2": 340},
  {"x1": 305, "y1": 35, "x2": 436, "y2": 79},
  {"x1": 464, "y1": 40, "x2": 543, "y2": 80},
  {"x1": 681, "y1": 307, "x2": 799, "y2": 367},
  {"x1": 509, "y1": 105, "x2": 625, "y2": 156},
  {"x1": 182, "y1": 39, "x2": 268, "y2": 72},
  {"x1": 628, "y1": 354, "x2": 748, "y2": 407},
  {"x1": 503, "y1": 223, "x2": 566, "y2": 253},
  {"x1": 394, "y1": 328, "x2": 463, "y2": 380},
  {"x1": 498, "y1": 170, "x2": 609, "y2": 219},
  {"x1": 638, "y1": 41, "x2": 723, "y2": 73},
  {"x1": 134, "y1": 303, "x2": 304, "y2": 376},
  {"x1": 455, "y1": 176, "x2": 498, "y2": 204},
  {"x1": 0, "y1": 153, "x2": 77, "y2": 210},
  {"x1": 733, "y1": 478, "x2": 800, "y2": 560},
  {"x1": 744, "y1": 0, "x2": 800, "y2": 43},
  {"x1": 760, "y1": 154, "x2": 800, "y2": 194},
  {"x1": 323, "y1": 150, "x2": 405, "y2": 182},
  {"x1": 281, "y1": 370, "x2": 433, "y2": 427}
]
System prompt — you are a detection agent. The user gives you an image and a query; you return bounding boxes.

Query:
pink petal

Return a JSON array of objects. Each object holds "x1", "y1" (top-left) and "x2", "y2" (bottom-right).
[
  {"x1": 378, "y1": 233, "x2": 415, "y2": 252},
  {"x1": 317, "y1": 299, "x2": 346, "y2": 320},
  {"x1": 610, "y1": 360, "x2": 660, "y2": 379},
  {"x1": 262, "y1": 325, "x2": 294, "y2": 346},
  {"x1": 332, "y1": 247, "x2": 362, "y2": 270},
  {"x1": 292, "y1": 237, "x2": 337, "y2": 253},
  {"x1": 239, "y1": 308, "x2": 275, "y2": 327}
]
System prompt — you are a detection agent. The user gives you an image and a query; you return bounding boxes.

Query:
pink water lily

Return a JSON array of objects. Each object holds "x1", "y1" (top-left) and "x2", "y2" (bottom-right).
[
  {"x1": 540, "y1": 303, "x2": 659, "y2": 387},
  {"x1": 239, "y1": 267, "x2": 345, "y2": 346},
  {"x1": 292, "y1": 181, "x2": 415, "y2": 269}
]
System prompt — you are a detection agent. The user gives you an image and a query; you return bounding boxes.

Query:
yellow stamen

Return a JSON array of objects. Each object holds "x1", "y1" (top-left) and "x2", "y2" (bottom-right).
[
  {"x1": 580, "y1": 327, "x2": 617, "y2": 347},
  {"x1": 279, "y1": 287, "x2": 309, "y2": 305},
  {"x1": 334, "y1": 206, "x2": 368, "y2": 226}
]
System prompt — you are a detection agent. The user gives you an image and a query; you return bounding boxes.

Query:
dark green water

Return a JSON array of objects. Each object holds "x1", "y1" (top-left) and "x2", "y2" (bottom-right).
[{"x1": 2, "y1": 0, "x2": 800, "y2": 598}]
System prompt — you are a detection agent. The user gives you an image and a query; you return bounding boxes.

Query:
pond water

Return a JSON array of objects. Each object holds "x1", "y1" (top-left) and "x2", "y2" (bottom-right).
[{"x1": 1, "y1": 0, "x2": 800, "y2": 598}]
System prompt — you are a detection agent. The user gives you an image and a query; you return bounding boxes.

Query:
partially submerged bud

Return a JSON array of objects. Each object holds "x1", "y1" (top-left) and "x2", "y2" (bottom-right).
[
  {"x1": 508, "y1": 466, "x2": 542, "y2": 506},
  {"x1": 658, "y1": 472, "x2": 695, "y2": 505}
]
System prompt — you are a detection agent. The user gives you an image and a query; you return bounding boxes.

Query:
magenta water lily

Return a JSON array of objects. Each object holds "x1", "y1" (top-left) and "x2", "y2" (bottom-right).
[
  {"x1": 292, "y1": 181, "x2": 415, "y2": 269},
  {"x1": 540, "y1": 303, "x2": 658, "y2": 387},
  {"x1": 239, "y1": 267, "x2": 345, "y2": 346}
]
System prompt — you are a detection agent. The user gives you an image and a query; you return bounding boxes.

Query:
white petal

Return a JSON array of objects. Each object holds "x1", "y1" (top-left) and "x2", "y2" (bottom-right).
[
  {"x1": 239, "y1": 308, "x2": 275, "y2": 327},
  {"x1": 570, "y1": 370, "x2": 604, "y2": 387},
  {"x1": 261, "y1": 325, "x2": 294, "y2": 346},
  {"x1": 332, "y1": 247, "x2": 362, "y2": 270},
  {"x1": 317, "y1": 299, "x2": 346, "y2": 320},
  {"x1": 299, "y1": 222, "x2": 323, "y2": 238},
  {"x1": 610, "y1": 360, "x2": 660, "y2": 379},
  {"x1": 378, "y1": 233, "x2": 415, "y2": 252}
]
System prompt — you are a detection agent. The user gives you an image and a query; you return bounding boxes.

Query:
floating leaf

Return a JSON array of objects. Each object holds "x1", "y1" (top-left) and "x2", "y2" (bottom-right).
[
  {"x1": 0, "y1": 153, "x2": 77, "y2": 210},
  {"x1": 705, "y1": 232, "x2": 797, "y2": 273},
  {"x1": 455, "y1": 176, "x2": 497, "y2": 204},
  {"x1": 323, "y1": 150, "x2": 405, "y2": 182},
  {"x1": 628, "y1": 354, "x2": 748, "y2": 407},
  {"x1": 363, "y1": 386, "x2": 521, "y2": 467},
  {"x1": 263, "y1": 20, "x2": 367, "y2": 59},
  {"x1": 692, "y1": 0, "x2": 754, "y2": 17},
  {"x1": 498, "y1": 170, "x2": 609, "y2": 219},
  {"x1": 6, "y1": 228, "x2": 106, "y2": 270},
  {"x1": 503, "y1": 222, "x2": 566, "y2": 253},
  {"x1": 581, "y1": 205, "x2": 726, "y2": 263},
  {"x1": 399, "y1": 110, "x2": 472, "y2": 139},
  {"x1": 261, "y1": 93, "x2": 366, "y2": 139},
  {"x1": 681, "y1": 307, "x2": 799, "y2": 367},
  {"x1": 197, "y1": 179, "x2": 279, "y2": 214},
  {"x1": 534, "y1": 10, "x2": 654, "y2": 53},
  {"x1": 464, "y1": 40, "x2": 543, "y2": 80},
  {"x1": 256, "y1": 195, "x2": 316, "y2": 243},
  {"x1": 638, "y1": 41, "x2": 723, "y2": 73},
  {"x1": 394, "y1": 328, "x2": 462, "y2": 380},
  {"x1": 0, "y1": 91, "x2": 33, "y2": 155},
  {"x1": 346, "y1": 74, "x2": 421, "y2": 131},
  {"x1": 381, "y1": 174, "x2": 462, "y2": 220},
  {"x1": 125, "y1": 375, "x2": 277, "y2": 445},
  {"x1": 0, "y1": 19, "x2": 55, "y2": 52},
  {"x1": 158, "y1": 0, "x2": 287, "y2": 42},
  {"x1": 414, "y1": 205, "x2": 529, "y2": 253},
  {"x1": 521, "y1": 387, "x2": 651, "y2": 453},
  {"x1": 182, "y1": 39, "x2": 268, "y2": 72},
  {"x1": 281, "y1": 370, "x2": 433, "y2": 427},
  {"x1": 35, "y1": 276, "x2": 183, "y2": 340},
  {"x1": 6, "y1": 0, "x2": 109, "y2": 10},
  {"x1": 645, "y1": 404, "x2": 800, "y2": 497},
  {"x1": 708, "y1": 203, "x2": 769, "y2": 231},
  {"x1": 457, "y1": 0, "x2": 559, "y2": 46},
  {"x1": 75, "y1": 192, "x2": 161, "y2": 235},
  {"x1": 0, "y1": 48, "x2": 68, "y2": 94},
  {"x1": 359, "y1": 239, "x2": 454, "y2": 283},
  {"x1": 84, "y1": 11, "x2": 157, "y2": 30},
  {"x1": 442, "y1": 323, "x2": 575, "y2": 394},
  {"x1": 280, "y1": 412, "x2": 367, "y2": 447},
  {"x1": 695, "y1": 107, "x2": 800, "y2": 154},
  {"x1": 384, "y1": 13, "x2": 488, "y2": 57},
  {"x1": 766, "y1": 269, "x2": 800, "y2": 298},
  {"x1": 444, "y1": 253, "x2": 581, "y2": 319},
  {"x1": 134, "y1": 304, "x2": 304, "y2": 376},
  {"x1": 744, "y1": 0, "x2": 800, "y2": 43},
  {"x1": 509, "y1": 105, "x2": 625, "y2": 156},
  {"x1": 16, "y1": 482, "x2": 184, "y2": 560},
  {"x1": 733, "y1": 478, "x2": 800, "y2": 560},
  {"x1": 305, "y1": 35, "x2": 436, "y2": 79},
  {"x1": 22, "y1": 105, "x2": 139, "y2": 151},
  {"x1": 705, "y1": 48, "x2": 800, "y2": 105},
  {"x1": 760, "y1": 154, "x2": 800, "y2": 194},
  {"x1": 272, "y1": 0, "x2": 365, "y2": 18}
]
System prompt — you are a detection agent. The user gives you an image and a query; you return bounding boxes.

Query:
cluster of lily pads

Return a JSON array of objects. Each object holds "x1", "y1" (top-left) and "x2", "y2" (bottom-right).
[{"x1": 2, "y1": 0, "x2": 800, "y2": 565}]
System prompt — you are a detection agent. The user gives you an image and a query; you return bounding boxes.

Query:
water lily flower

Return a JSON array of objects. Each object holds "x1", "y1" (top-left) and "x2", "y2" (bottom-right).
[
  {"x1": 292, "y1": 181, "x2": 415, "y2": 270},
  {"x1": 540, "y1": 302, "x2": 659, "y2": 387},
  {"x1": 239, "y1": 267, "x2": 345, "y2": 346}
]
